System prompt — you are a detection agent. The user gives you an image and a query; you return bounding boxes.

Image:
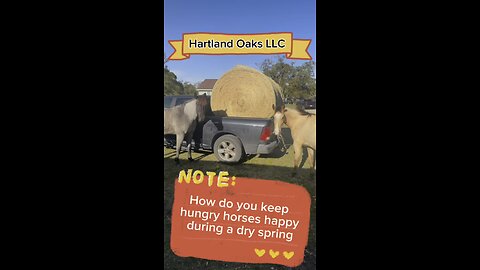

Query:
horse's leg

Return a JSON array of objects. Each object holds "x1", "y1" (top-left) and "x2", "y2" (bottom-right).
[
  {"x1": 292, "y1": 142, "x2": 302, "y2": 176},
  {"x1": 307, "y1": 148, "x2": 316, "y2": 178},
  {"x1": 185, "y1": 132, "x2": 194, "y2": 162},
  {"x1": 175, "y1": 133, "x2": 185, "y2": 164}
]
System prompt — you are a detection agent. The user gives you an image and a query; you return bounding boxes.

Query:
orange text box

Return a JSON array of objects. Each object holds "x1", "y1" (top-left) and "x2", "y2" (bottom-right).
[{"x1": 170, "y1": 171, "x2": 311, "y2": 267}]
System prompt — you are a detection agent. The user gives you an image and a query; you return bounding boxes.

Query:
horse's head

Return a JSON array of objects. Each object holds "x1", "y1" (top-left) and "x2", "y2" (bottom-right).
[
  {"x1": 196, "y1": 93, "x2": 208, "y2": 122},
  {"x1": 272, "y1": 104, "x2": 286, "y2": 136}
]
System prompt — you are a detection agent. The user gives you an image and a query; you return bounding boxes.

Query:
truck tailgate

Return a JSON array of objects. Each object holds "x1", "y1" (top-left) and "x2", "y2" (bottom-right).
[{"x1": 202, "y1": 116, "x2": 278, "y2": 155}]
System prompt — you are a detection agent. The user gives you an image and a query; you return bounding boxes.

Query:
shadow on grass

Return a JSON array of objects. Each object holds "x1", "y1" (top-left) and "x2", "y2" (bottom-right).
[
  {"x1": 163, "y1": 158, "x2": 317, "y2": 270},
  {"x1": 164, "y1": 151, "x2": 177, "y2": 159},
  {"x1": 193, "y1": 152, "x2": 213, "y2": 161},
  {"x1": 164, "y1": 148, "x2": 214, "y2": 160}
]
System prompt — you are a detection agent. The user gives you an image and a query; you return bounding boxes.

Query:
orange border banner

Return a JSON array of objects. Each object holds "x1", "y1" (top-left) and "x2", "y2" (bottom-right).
[
  {"x1": 168, "y1": 32, "x2": 312, "y2": 60},
  {"x1": 170, "y1": 175, "x2": 311, "y2": 267}
]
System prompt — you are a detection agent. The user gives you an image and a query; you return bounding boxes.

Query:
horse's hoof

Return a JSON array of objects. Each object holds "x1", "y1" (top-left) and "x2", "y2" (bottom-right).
[{"x1": 188, "y1": 157, "x2": 195, "y2": 162}]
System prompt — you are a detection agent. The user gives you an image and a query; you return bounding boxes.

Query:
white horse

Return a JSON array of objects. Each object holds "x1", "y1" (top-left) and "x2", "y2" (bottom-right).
[
  {"x1": 273, "y1": 105, "x2": 316, "y2": 176},
  {"x1": 164, "y1": 95, "x2": 208, "y2": 164}
]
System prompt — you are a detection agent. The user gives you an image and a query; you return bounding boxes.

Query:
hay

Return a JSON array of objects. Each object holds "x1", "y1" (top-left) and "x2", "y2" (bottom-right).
[{"x1": 211, "y1": 65, "x2": 284, "y2": 118}]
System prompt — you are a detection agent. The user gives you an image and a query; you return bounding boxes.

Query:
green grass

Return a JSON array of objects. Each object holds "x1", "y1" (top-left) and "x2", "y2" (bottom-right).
[{"x1": 164, "y1": 128, "x2": 317, "y2": 270}]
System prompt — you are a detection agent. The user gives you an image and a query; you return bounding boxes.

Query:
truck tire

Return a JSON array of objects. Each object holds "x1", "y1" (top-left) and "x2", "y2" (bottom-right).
[{"x1": 213, "y1": 135, "x2": 244, "y2": 163}]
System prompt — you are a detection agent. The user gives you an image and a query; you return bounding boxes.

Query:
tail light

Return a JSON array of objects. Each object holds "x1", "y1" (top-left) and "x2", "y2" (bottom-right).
[{"x1": 259, "y1": 126, "x2": 272, "y2": 142}]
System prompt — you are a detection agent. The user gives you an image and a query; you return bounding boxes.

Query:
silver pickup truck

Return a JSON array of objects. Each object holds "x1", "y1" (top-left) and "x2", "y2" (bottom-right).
[{"x1": 164, "y1": 95, "x2": 279, "y2": 163}]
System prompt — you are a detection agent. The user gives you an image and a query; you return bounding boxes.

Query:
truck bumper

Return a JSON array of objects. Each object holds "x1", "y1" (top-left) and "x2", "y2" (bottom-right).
[{"x1": 256, "y1": 139, "x2": 279, "y2": 154}]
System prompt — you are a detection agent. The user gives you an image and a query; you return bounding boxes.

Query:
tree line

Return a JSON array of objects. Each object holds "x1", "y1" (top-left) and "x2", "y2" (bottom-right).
[
  {"x1": 258, "y1": 56, "x2": 316, "y2": 100},
  {"x1": 164, "y1": 52, "x2": 197, "y2": 96},
  {"x1": 163, "y1": 67, "x2": 197, "y2": 96},
  {"x1": 164, "y1": 54, "x2": 316, "y2": 99}
]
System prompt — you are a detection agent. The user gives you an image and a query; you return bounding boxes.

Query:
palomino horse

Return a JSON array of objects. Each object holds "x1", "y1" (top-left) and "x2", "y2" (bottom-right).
[
  {"x1": 273, "y1": 105, "x2": 316, "y2": 176},
  {"x1": 164, "y1": 94, "x2": 208, "y2": 164}
]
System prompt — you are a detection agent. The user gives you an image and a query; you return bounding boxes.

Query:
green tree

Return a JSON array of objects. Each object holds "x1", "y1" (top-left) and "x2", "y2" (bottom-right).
[
  {"x1": 163, "y1": 51, "x2": 185, "y2": 95},
  {"x1": 164, "y1": 66, "x2": 184, "y2": 95},
  {"x1": 181, "y1": 81, "x2": 198, "y2": 96},
  {"x1": 258, "y1": 56, "x2": 316, "y2": 99}
]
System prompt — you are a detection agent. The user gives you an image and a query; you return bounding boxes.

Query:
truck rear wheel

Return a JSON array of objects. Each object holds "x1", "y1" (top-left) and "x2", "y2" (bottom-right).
[{"x1": 213, "y1": 135, "x2": 244, "y2": 163}]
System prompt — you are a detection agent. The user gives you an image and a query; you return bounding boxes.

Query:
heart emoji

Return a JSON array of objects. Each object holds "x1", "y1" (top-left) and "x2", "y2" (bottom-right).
[
  {"x1": 254, "y1": 249, "x2": 265, "y2": 257},
  {"x1": 269, "y1": 249, "x2": 280, "y2": 258},
  {"x1": 283, "y1": 251, "x2": 294, "y2": 260}
]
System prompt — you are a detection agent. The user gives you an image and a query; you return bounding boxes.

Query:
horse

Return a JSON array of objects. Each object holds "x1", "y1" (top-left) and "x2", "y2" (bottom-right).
[
  {"x1": 164, "y1": 94, "x2": 208, "y2": 164},
  {"x1": 273, "y1": 104, "x2": 316, "y2": 176}
]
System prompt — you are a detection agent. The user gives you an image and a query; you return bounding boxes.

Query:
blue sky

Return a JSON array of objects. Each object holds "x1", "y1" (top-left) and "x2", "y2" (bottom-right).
[{"x1": 164, "y1": 0, "x2": 316, "y2": 84}]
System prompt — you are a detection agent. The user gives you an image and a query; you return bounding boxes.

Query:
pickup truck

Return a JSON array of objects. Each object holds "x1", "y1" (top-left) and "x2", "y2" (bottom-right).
[{"x1": 164, "y1": 95, "x2": 279, "y2": 163}]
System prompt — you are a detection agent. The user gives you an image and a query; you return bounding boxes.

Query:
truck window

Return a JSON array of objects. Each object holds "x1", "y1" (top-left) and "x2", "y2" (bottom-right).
[{"x1": 164, "y1": 97, "x2": 173, "y2": 108}]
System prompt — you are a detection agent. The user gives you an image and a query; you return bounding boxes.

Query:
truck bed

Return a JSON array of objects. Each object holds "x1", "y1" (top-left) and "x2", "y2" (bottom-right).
[
  {"x1": 200, "y1": 116, "x2": 276, "y2": 154},
  {"x1": 165, "y1": 116, "x2": 277, "y2": 155}
]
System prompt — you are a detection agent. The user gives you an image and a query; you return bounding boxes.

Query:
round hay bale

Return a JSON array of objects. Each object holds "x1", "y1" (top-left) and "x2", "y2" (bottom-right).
[{"x1": 211, "y1": 65, "x2": 284, "y2": 118}]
